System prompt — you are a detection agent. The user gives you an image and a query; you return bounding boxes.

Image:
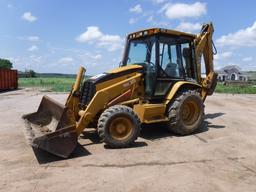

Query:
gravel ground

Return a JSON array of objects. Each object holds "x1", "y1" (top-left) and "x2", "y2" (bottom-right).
[{"x1": 0, "y1": 88, "x2": 256, "y2": 192}]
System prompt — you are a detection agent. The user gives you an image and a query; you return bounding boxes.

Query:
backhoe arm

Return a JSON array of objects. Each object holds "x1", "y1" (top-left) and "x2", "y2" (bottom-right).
[{"x1": 194, "y1": 23, "x2": 218, "y2": 101}]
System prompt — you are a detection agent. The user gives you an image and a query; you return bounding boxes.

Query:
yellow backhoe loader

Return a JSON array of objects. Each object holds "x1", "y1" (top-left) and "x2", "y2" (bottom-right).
[{"x1": 23, "y1": 23, "x2": 217, "y2": 158}]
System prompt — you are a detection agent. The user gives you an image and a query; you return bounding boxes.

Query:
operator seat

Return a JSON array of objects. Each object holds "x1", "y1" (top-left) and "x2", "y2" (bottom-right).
[{"x1": 165, "y1": 63, "x2": 178, "y2": 77}]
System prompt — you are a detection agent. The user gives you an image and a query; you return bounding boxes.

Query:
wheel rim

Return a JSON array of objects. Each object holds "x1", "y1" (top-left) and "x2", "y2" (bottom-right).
[
  {"x1": 109, "y1": 117, "x2": 133, "y2": 140},
  {"x1": 181, "y1": 100, "x2": 200, "y2": 126}
]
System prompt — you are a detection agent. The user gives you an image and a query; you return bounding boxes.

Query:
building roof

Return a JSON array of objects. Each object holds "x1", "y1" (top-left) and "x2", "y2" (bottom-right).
[{"x1": 216, "y1": 65, "x2": 247, "y2": 75}]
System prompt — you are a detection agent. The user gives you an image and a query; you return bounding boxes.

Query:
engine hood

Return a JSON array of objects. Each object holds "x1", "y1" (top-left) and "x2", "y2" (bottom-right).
[
  {"x1": 108, "y1": 65, "x2": 143, "y2": 74},
  {"x1": 80, "y1": 64, "x2": 143, "y2": 106},
  {"x1": 88, "y1": 64, "x2": 143, "y2": 84}
]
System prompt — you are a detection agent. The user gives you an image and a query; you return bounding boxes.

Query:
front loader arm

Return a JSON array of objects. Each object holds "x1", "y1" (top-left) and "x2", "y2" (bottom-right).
[
  {"x1": 194, "y1": 23, "x2": 218, "y2": 101},
  {"x1": 65, "y1": 67, "x2": 85, "y2": 119}
]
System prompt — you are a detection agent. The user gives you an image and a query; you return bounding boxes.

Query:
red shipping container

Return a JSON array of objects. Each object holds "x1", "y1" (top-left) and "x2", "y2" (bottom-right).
[{"x1": 0, "y1": 69, "x2": 18, "y2": 91}]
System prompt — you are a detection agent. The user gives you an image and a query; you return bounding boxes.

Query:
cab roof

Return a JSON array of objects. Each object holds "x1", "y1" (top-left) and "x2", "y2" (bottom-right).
[{"x1": 127, "y1": 28, "x2": 197, "y2": 40}]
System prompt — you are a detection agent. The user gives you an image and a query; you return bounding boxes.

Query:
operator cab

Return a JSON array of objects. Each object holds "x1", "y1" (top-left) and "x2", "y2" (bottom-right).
[{"x1": 122, "y1": 28, "x2": 198, "y2": 100}]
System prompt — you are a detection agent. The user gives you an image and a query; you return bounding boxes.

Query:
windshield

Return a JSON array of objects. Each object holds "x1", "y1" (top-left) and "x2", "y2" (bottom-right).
[
  {"x1": 123, "y1": 36, "x2": 156, "y2": 66},
  {"x1": 126, "y1": 41, "x2": 148, "y2": 65}
]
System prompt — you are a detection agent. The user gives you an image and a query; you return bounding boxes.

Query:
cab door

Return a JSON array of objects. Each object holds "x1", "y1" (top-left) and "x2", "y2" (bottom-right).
[{"x1": 152, "y1": 37, "x2": 185, "y2": 99}]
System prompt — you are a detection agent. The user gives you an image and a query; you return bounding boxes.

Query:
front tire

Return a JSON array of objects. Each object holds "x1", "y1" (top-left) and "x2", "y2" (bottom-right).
[
  {"x1": 167, "y1": 90, "x2": 204, "y2": 135},
  {"x1": 97, "y1": 105, "x2": 141, "y2": 148}
]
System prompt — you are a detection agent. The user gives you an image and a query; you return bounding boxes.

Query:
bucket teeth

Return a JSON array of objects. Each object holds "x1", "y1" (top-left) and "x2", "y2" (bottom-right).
[{"x1": 23, "y1": 118, "x2": 35, "y2": 145}]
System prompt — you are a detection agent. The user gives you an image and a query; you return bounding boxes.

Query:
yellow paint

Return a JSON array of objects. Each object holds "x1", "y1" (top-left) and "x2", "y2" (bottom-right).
[
  {"x1": 165, "y1": 81, "x2": 201, "y2": 104},
  {"x1": 194, "y1": 23, "x2": 216, "y2": 99},
  {"x1": 96, "y1": 72, "x2": 138, "y2": 91},
  {"x1": 108, "y1": 64, "x2": 142, "y2": 74},
  {"x1": 73, "y1": 67, "x2": 85, "y2": 93},
  {"x1": 65, "y1": 66, "x2": 85, "y2": 119},
  {"x1": 133, "y1": 103, "x2": 167, "y2": 123},
  {"x1": 76, "y1": 73, "x2": 142, "y2": 135}
]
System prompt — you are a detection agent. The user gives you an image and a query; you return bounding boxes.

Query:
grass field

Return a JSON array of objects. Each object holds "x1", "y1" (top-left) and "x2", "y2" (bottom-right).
[
  {"x1": 19, "y1": 77, "x2": 256, "y2": 94},
  {"x1": 19, "y1": 77, "x2": 76, "y2": 92},
  {"x1": 215, "y1": 83, "x2": 256, "y2": 94}
]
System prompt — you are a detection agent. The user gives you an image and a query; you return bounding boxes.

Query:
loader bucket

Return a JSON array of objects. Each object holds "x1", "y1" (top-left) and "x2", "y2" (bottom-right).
[{"x1": 22, "y1": 95, "x2": 78, "y2": 158}]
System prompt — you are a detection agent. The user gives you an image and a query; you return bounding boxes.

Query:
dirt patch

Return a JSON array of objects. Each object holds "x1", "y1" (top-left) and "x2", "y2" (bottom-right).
[{"x1": 0, "y1": 89, "x2": 256, "y2": 192}]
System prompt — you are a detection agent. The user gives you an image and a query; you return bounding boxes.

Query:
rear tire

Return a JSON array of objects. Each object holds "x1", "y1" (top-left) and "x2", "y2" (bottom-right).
[
  {"x1": 167, "y1": 90, "x2": 204, "y2": 135},
  {"x1": 98, "y1": 105, "x2": 141, "y2": 148}
]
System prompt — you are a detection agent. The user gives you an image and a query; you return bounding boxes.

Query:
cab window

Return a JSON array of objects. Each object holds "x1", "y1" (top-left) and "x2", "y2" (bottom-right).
[
  {"x1": 127, "y1": 42, "x2": 147, "y2": 64},
  {"x1": 159, "y1": 43, "x2": 181, "y2": 78}
]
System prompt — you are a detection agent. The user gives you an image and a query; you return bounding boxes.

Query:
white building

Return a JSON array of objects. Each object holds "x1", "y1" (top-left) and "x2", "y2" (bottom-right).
[{"x1": 216, "y1": 65, "x2": 248, "y2": 82}]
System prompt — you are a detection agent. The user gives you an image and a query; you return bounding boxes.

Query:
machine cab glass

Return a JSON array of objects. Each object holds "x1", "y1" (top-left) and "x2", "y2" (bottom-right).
[{"x1": 122, "y1": 34, "x2": 196, "y2": 100}]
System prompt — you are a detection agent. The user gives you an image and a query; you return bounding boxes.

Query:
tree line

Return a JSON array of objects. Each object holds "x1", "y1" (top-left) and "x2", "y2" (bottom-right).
[{"x1": 0, "y1": 58, "x2": 36, "y2": 77}]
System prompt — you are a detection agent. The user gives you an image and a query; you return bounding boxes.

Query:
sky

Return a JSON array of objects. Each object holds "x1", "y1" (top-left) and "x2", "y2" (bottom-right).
[{"x1": 1, "y1": 0, "x2": 256, "y2": 75}]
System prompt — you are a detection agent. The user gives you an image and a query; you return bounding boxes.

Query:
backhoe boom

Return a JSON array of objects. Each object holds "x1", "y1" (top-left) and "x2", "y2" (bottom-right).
[{"x1": 194, "y1": 23, "x2": 218, "y2": 100}]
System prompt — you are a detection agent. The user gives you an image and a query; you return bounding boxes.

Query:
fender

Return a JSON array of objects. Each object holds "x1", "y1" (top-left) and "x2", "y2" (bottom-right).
[{"x1": 165, "y1": 81, "x2": 202, "y2": 105}]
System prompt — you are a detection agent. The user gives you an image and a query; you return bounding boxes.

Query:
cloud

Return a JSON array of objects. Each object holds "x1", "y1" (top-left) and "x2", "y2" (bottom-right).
[
  {"x1": 214, "y1": 51, "x2": 233, "y2": 60},
  {"x1": 162, "y1": 2, "x2": 207, "y2": 19},
  {"x1": 98, "y1": 35, "x2": 122, "y2": 51},
  {"x1": 242, "y1": 57, "x2": 253, "y2": 62},
  {"x1": 129, "y1": 18, "x2": 137, "y2": 24},
  {"x1": 9, "y1": 55, "x2": 44, "y2": 71},
  {"x1": 28, "y1": 45, "x2": 38, "y2": 51},
  {"x1": 18, "y1": 36, "x2": 40, "y2": 42},
  {"x1": 221, "y1": 51, "x2": 233, "y2": 58},
  {"x1": 129, "y1": 4, "x2": 143, "y2": 13},
  {"x1": 27, "y1": 36, "x2": 40, "y2": 42},
  {"x1": 91, "y1": 54, "x2": 102, "y2": 60},
  {"x1": 146, "y1": 15, "x2": 170, "y2": 27},
  {"x1": 22, "y1": 12, "x2": 37, "y2": 22},
  {"x1": 151, "y1": 0, "x2": 167, "y2": 4},
  {"x1": 77, "y1": 52, "x2": 102, "y2": 66},
  {"x1": 29, "y1": 55, "x2": 42, "y2": 63},
  {"x1": 76, "y1": 26, "x2": 123, "y2": 51},
  {"x1": 147, "y1": 16, "x2": 154, "y2": 23},
  {"x1": 58, "y1": 57, "x2": 74, "y2": 64},
  {"x1": 176, "y1": 22, "x2": 201, "y2": 33},
  {"x1": 216, "y1": 22, "x2": 256, "y2": 47},
  {"x1": 76, "y1": 26, "x2": 102, "y2": 42}
]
